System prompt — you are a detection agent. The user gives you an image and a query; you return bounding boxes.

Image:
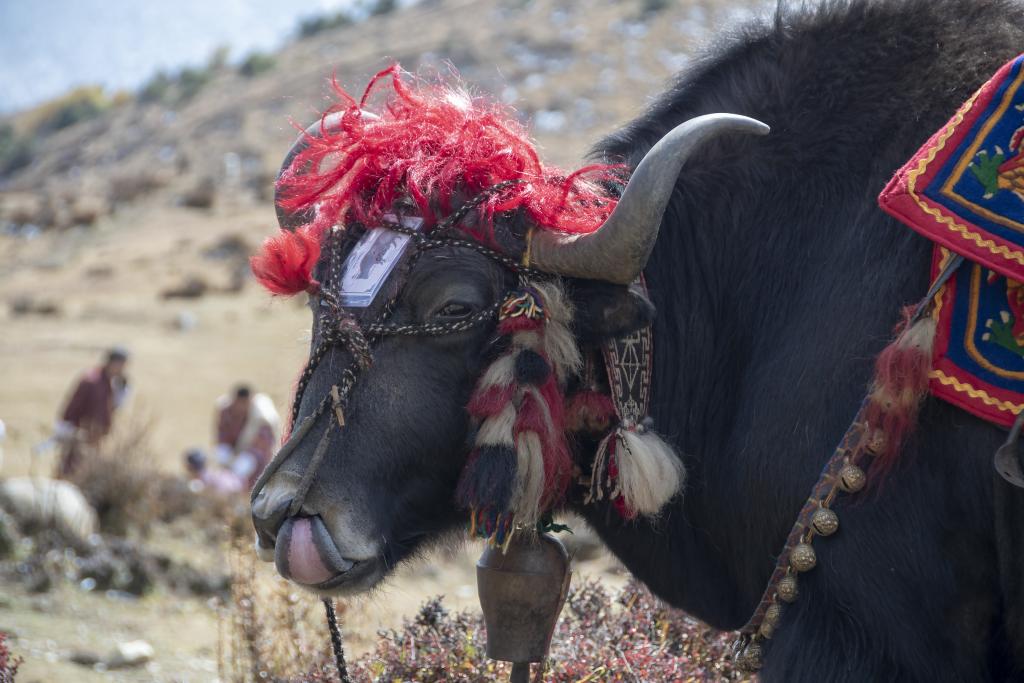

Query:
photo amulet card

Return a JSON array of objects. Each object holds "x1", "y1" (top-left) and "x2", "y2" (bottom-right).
[{"x1": 338, "y1": 215, "x2": 423, "y2": 307}]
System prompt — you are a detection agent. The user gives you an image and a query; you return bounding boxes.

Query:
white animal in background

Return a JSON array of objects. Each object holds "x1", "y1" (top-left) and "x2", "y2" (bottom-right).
[{"x1": 0, "y1": 477, "x2": 98, "y2": 545}]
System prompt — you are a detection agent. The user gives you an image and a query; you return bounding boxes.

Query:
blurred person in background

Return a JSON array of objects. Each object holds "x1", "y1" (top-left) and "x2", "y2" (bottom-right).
[
  {"x1": 214, "y1": 384, "x2": 280, "y2": 489},
  {"x1": 183, "y1": 448, "x2": 244, "y2": 495},
  {"x1": 55, "y1": 347, "x2": 131, "y2": 478}
]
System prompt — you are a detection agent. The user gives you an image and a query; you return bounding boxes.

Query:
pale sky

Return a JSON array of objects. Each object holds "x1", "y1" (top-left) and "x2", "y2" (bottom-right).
[{"x1": 0, "y1": 0, "x2": 361, "y2": 113}]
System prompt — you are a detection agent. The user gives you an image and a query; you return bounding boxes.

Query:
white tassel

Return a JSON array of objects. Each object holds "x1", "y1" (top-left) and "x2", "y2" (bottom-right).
[
  {"x1": 477, "y1": 354, "x2": 516, "y2": 390},
  {"x1": 476, "y1": 403, "x2": 516, "y2": 447},
  {"x1": 512, "y1": 431, "x2": 546, "y2": 526},
  {"x1": 532, "y1": 280, "x2": 582, "y2": 381},
  {"x1": 585, "y1": 431, "x2": 615, "y2": 505},
  {"x1": 615, "y1": 430, "x2": 686, "y2": 517}
]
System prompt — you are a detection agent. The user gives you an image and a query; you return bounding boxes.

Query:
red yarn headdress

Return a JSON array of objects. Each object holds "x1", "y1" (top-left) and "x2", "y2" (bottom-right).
[{"x1": 252, "y1": 65, "x2": 625, "y2": 296}]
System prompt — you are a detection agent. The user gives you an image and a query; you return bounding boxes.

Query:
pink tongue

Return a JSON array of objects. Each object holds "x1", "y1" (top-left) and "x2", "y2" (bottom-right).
[{"x1": 287, "y1": 518, "x2": 333, "y2": 586}]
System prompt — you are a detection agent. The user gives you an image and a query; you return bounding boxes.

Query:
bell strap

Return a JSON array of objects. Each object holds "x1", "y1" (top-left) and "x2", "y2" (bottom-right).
[
  {"x1": 734, "y1": 252, "x2": 966, "y2": 671},
  {"x1": 737, "y1": 402, "x2": 869, "y2": 636},
  {"x1": 601, "y1": 279, "x2": 654, "y2": 427}
]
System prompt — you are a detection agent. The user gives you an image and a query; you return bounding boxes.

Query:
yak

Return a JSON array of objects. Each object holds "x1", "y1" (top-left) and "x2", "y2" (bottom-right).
[{"x1": 250, "y1": 0, "x2": 1024, "y2": 679}]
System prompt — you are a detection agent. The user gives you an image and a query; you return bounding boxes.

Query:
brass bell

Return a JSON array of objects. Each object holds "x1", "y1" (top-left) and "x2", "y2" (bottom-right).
[
  {"x1": 477, "y1": 531, "x2": 571, "y2": 680},
  {"x1": 777, "y1": 575, "x2": 798, "y2": 603},
  {"x1": 838, "y1": 464, "x2": 866, "y2": 493},
  {"x1": 866, "y1": 429, "x2": 886, "y2": 456},
  {"x1": 739, "y1": 640, "x2": 764, "y2": 671},
  {"x1": 790, "y1": 543, "x2": 817, "y2": 572},
  {"x1": 759, "y1": 620, "x2": 775, "y2": 639},
  {"x1": 763, "y1": 603, "x2": 782, "y2": 627},
  {"x1": 811, "y1": 507, "x2": 839, "y2": 536}
]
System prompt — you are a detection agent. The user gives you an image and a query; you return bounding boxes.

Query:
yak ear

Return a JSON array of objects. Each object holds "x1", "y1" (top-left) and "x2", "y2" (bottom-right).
[{"x1": 568, "y1": 279, "x2": 655, "y2": 344}]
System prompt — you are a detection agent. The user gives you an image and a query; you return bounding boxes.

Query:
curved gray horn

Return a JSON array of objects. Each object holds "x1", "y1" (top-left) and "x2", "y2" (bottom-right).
[
  {"x1": 274, "y1": 110, "x2": 379, "y2": 230},
  {"x1": 529, "y1": 113, "x2": 770, "y2": 284}
]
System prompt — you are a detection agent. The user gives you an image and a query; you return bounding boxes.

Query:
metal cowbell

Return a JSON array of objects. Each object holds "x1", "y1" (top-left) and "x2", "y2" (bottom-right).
[{"x1": 477, "y1": 531, "x2": 571, "y2": 671}]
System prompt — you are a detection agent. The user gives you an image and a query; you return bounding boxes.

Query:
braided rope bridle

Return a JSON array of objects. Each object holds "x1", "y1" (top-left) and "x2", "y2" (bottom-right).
[{"x1": 250, "y1": 182, "x2": 559, "y2": 682}]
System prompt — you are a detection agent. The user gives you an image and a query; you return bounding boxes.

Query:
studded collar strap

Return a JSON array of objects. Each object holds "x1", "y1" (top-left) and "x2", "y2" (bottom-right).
[
  {"x1": 732, "y1": 401, "x2": 872, "y2": 671},
  {"x1": 733, "y1": 254, "x2": 964, "y2": 672}
]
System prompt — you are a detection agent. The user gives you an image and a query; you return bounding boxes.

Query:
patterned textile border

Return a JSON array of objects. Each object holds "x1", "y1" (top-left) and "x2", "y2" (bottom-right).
[
  {"x1": 880, "y1": 54, "x2": 1024, "y2": 280},
  {"x1": 928, "y1": 247, "x2": 1024, "y2": 426},
  {"x1": 880, "y1": 54, "x2": 1024, "y2": 427}
]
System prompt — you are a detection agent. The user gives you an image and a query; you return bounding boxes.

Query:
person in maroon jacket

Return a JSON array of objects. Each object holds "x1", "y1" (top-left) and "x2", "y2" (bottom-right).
[{"x1": 56, "y1": 347, "x2": 130, "y2": 478}]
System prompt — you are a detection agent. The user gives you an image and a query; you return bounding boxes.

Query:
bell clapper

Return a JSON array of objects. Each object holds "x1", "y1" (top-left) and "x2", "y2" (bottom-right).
[{"x1": 510, "y1": 662, "x2": 530, "y2": 683}]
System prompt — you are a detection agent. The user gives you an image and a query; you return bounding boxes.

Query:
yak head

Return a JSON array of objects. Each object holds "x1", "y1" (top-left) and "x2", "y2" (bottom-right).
[{"x1": 249, "y1": 66, "x2": 767, "y2": 595}]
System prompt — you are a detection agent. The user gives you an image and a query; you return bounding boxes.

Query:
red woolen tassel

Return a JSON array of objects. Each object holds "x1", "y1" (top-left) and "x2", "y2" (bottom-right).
[
  {"x1": 467, "y1": 383, "x2": 516, "y2": 419},
  {"x1": 863, "y1": 311, "x2": 937, "y2": 480},
  {"x1": 250, "y1": 227, "x2": 322, "y2": 296},
  {"x1": 275, "y1": 63, "x2": 625, "y2": 241}
]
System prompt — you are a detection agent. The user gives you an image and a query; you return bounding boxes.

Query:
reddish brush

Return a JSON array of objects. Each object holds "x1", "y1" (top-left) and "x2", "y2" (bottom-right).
[
  {"x1": 0, "y1": 631, "x2": 22, "y2": 682},
  {"x1": 466, "y1": 383, "x2": 516, "y2": 418},
  {"x1": 863, "y1": 309, "x2": 936, "y2": 480},
  {"x1": 516, "y1": 383, "x2": 571, "y2": 507},
  {"x1": 276, "y1": 64, "x2": 624, "y2": 241},
  {"x1": 565, "y1": 390, "x2": 617, "y2": 433},
  {"x1": 251, "y1": 227, "x2": 322, "y2": 296}
]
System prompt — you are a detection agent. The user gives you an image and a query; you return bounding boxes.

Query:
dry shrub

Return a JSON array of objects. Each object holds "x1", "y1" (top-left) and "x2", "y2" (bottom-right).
[
  {"x1": 68, "y1": 194, "x2": 108, "y2": 225},
  {"x1": 149, "y1": 474, "x2": 249, "y2": 539},
  {"x1": 0, "y1": 191, "x2": 44, "y2": 225},
  {"x1": 69, "y1": 408, "x2": 251, "y2": 542},
  {"x1": 220, "y1": 538, "x2": 750, "y2": 682},
  {"x1": 107, "y1": 170, "x2": 168, "y2": 205},
  {"x1": 0, "y1": 631, "x2": 21, "y2": 683},
  {"x1": 69, "y1": 413, "x2": 159, "y2": 536},
  {"x1": 160, "y1": 274, "x2": 209, "y2": 300},
  {"x1": 219, "y1": 537, "x2": 333, "y2": 683},
  {"x1": 344, "y1": 579, "x2": 749, "y2": 682},
  {"x1": 181, "y1": 177, "x2": 217, "y2": 210}
]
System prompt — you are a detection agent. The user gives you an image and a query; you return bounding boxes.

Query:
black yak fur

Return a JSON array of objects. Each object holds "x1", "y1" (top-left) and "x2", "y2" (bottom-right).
[{"x1": 576, "y1": 0, "x2": 1024, "y2": 680}]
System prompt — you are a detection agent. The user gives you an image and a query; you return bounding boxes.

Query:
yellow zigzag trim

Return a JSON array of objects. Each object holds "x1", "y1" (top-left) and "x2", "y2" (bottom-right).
[
  {"x1": 905, "y1": 86, "x2": 1024, "y2": 268},
  {"x1": 930, "y1": 369, "x2": 1024, "y2": 414}
]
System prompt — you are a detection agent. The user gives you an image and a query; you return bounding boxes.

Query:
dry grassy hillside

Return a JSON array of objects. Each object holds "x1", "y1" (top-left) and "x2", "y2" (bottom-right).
[{"x1": 3, "y1": 0, "x2": 756, "y2": 193}]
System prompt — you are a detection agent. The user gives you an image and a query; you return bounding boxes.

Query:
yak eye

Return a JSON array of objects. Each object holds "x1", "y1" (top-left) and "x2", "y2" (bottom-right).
[{"x1": 435, "y1": 302, "x2": 474, "y2": 320}]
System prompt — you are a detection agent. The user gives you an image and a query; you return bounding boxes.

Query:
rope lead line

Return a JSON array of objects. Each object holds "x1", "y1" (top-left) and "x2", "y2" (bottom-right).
[{"x1": 324, "y1": 598, "x2": 351, "y2": 683}]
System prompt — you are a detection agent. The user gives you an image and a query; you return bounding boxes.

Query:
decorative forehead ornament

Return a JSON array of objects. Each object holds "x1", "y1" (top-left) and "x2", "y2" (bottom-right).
[{"x1": 337, "y1": 214, "x2": 422, "y2": 308}]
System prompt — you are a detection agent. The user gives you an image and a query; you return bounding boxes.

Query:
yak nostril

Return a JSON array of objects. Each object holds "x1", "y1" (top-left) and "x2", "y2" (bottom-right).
[{"x1": 251, "y1": 490, "x2": 292, "y2": 547}]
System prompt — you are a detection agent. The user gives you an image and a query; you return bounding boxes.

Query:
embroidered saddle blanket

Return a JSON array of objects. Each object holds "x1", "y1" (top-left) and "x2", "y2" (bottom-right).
[{"x1": 880, "y1": 54, "x2": 1024, "y2": 427}]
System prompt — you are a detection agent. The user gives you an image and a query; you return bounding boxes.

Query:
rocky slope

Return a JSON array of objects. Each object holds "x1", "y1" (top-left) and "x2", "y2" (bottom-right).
[{"x1": 0, "y1": 0, "x2": 756, "y2": 233}]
